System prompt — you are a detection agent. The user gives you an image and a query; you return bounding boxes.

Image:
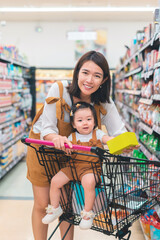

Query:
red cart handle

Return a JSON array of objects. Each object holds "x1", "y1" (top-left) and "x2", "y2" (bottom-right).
[
  {"x1": 21, "y1": 137, "x2": 108, "y2": 157},
  {"x1": 22, "y1": 137, "x2": 93, "y2": 152}
]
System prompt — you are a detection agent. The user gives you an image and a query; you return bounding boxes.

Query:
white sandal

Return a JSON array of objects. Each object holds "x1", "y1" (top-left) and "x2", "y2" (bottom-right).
[
  {"x1": 42, "y1": 205, "x2": 63, "y2": 224},
  {"x1": 79, "y1": 209, "x2": 95, "y2": 230}
]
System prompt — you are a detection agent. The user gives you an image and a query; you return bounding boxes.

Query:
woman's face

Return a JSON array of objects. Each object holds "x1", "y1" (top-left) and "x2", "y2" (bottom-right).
[{"x1": 78, "y1": 60, "x2": 104, "y2": 99}]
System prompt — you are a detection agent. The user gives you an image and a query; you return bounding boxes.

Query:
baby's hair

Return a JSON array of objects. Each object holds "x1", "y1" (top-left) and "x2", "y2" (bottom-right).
[{"x1": 70, "y1": 101, "x2": 98, "y2": 131}]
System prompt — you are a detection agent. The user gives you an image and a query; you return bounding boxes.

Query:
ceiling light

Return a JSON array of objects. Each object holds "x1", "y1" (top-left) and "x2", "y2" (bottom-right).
[
  {"x1": 0, "y1": 7, "x2": 156, "y2": 12},
  {"x1": 0, "y1": 21, "x2": 6, "y2": 27},
  {"x1": 35, "y1": 25, "x2": 43, "y2": 33}
]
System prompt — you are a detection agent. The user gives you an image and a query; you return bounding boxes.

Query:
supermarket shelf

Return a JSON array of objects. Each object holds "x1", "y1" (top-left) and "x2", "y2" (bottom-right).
[
  {"x1": 115, "y1": 27, "x2": 160, "y2": 240},
  {"x1": 0, "y1": 89, "x2": 23, "y2": 94},
  {"x1": 138, "y1": 122, "x2": 153, "y2": 135},
  {"x1": 0, "y1": 132, "x2": 25, "y2": 153},
  {"x1": 0, "y1": 116, "x2": 23, "y2": 130},
  {"x1": 116, "y1": 89, "x2": 141, "y2": 95},
  {"x1": 0, "y1": 106, "x2": 12, "y2": 113},
  {"x1": 117, "y1": 33, "x2": 160, "y2": 73},
  {"x1": 154, "y1": 61, "x2": 160, "y2": 69},
  {"x1": 141, "y1": 69, "x2": 154, "y2": 80},
  {"x1": 116, "y1": 100, "x2": 123, "y2": 108},
  {"x1": 138, "y1": 121, "x2": 160, "y2": 135},
  {"x1": 152, "y1": 125, "x2": 160, "y2": 135},
  {"x1": 123, "y1": 104, "x2": 139, "y2": 118},
  {"x1": 124, "y1": 121, "x2": 133, "y2": 132},
  {"x1": 0, "y1": 56, "x2": 33, "y2": 179},
  {"x1": 0, "y1": 54, "x2": 29, "y2": 68},
  {"x1": 0, "y1": 153, "x2": 26, "y2": 180},
  {"x1": 153, "y1": 94, "x2": 160, "y2": 101},
  {"x1": 117, "y1": 38, "x2": 153, "y2": 72},
  {"x1": 140, "y1": 143, "x2": 152, "y2": 160},
  {"x1": 0, "y1": 74, "x2": 24, "y2": 81},
  {"x1": 139, "y1": 98, "x2": 153, "y2": 105},
  {"x1": 0, "y1": 102, "x2": 22, "y2": 111},
  {"x1": 140, "y1": 141, "x2": 159, "y2": 161},
  {"x1": 120, "y1": 117, "x2": 133, "y2": 132},
  {"x1": 13, "y1": 102, "x2": 22, "y2": 108},
  {"x1": 139, "y1": 38, "x2": 153, "y2": 53},
  {"x1": 13, "y1": 76, "x2": 24, "y2": 81},
  {"x1": 116, "y1": 101, "x2": 139, "y2": 118},
  {"x1": 124, "y1": 66, "x2": 143, "y2": 78},
  {"x1": 22, "y1": 89, "x2": 30, "y2": 94},
  {"x1": 23, "y1": 74, "x2": 31, "y2": 79}
]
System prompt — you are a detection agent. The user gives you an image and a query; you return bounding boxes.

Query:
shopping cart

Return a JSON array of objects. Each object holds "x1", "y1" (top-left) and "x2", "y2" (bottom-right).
[{"x1": 22, "y1": 137, "x2": 160, "y2": 240}]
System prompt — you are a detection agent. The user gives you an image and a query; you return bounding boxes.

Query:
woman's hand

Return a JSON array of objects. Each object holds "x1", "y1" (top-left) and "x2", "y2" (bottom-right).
[
  {"x1": 44, "y1": 133, "x2": 72, "y2": 152},
  {"x1": 122, "y1": 144, "x2": 140, "y2": 154}
]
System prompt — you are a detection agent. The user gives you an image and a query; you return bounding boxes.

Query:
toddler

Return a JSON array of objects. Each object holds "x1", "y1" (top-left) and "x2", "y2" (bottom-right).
[{"x1": 42, "y1": 102, "x2": 114, "y2": 229}]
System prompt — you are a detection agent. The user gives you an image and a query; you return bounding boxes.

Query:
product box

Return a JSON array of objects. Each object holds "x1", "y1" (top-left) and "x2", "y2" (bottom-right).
[{"x1": 107, "y1": 132, "x2": 139, "y2": 155}]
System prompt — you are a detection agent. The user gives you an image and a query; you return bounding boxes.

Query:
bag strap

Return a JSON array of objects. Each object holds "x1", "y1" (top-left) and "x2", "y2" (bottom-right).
[
  {"x1": 56, "y1": 81, "x2": 63, "y2": 99},
  {"x1": 92, "y1": 129, "x2": 97, "y2": 140},
  {"x1": 94, "y1": 104, "x2": 107, "y2": 129}
]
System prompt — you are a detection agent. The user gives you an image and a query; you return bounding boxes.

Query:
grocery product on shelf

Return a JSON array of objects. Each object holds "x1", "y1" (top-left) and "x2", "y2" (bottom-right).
[{"x1": 35, "y1": 68, "x2": 73, "y2": 113}]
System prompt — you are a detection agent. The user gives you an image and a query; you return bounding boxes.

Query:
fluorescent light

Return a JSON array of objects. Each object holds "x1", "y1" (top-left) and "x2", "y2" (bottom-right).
[
  {"x1": 0, "y1": 7, "x2": 156, "y2": 12},
  {"x1": 67, "y1": 31, "x2": 97, "y2": 40}
]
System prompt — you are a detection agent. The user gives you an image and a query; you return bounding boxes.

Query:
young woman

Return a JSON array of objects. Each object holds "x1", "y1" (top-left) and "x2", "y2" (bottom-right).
[
  {"x1": 26, "y1": 50, "x2": 136, "y2": 240},
  {"x1": 42, "y1": 102, "x2": 114, "y2": 229}
]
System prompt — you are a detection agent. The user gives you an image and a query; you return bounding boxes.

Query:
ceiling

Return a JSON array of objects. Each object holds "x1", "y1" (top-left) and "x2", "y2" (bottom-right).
[{"x1": 0, "y1": 0, "x2": 159, "y2": 22}]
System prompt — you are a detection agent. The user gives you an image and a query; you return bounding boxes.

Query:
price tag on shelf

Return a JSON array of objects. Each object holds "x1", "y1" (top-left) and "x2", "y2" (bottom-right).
[{"x1": 138, "y1": 122, "x2": 153, "y2": 135}]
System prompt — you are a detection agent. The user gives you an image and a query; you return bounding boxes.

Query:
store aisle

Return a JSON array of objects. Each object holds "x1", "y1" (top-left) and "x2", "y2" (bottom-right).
[{"x1": 0, "y1": 160, "x2": 145, "y2": 240}]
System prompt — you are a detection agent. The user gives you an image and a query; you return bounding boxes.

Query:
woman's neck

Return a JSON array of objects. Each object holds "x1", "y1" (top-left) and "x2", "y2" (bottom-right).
[{"x1": 73, "y1": 95, "x2": 91, "y2": 104}]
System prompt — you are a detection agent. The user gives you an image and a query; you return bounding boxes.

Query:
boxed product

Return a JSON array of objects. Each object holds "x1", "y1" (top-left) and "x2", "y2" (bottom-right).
[{"x1": 107, "y1": 132, "x2": 139, "y2": 155}]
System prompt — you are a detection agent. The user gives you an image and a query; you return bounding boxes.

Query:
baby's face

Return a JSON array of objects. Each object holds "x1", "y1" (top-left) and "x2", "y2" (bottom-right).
[{"x1": 73, "y1": 108, "x2": 95, "y2": 135}]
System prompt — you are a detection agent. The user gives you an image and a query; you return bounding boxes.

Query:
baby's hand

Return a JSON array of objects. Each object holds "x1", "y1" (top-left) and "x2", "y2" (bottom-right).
[
  {"x1": 102, "y1": 135, "x2": 114, "y2": 145},
  {"x1": 106, "y1": 136, "x2": 114, "y2": 141}
]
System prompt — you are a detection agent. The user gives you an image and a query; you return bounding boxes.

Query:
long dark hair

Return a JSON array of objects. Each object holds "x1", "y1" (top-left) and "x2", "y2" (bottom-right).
[
  {"x1": 70, "y1": 101, "x2": 98, "y2": 131},
  {"x1": 67, "y1": 50, "x2": 111, "y2": 104}
]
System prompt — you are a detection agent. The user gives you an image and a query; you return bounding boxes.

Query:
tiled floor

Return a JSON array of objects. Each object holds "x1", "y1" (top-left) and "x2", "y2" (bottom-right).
[{"x1": 0, "y1": 160, "x2": 145, "y2": 240}]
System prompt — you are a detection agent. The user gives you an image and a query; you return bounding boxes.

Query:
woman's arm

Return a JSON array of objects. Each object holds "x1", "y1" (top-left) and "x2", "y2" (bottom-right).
[
  {"x1": 101, "y1": 98, "x2": 127, "y2": 137},
  {"x1": 41, "y1": 81, "x2": 72, "y2": 151},
  {"x1": 41, "y1": 82, "x2": 60, "y2": 139}
]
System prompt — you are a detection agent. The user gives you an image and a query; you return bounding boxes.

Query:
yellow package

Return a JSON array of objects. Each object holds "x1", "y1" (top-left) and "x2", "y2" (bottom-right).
[{"x1": 107, "y1": 132, "x2": 139, "y2": 155}]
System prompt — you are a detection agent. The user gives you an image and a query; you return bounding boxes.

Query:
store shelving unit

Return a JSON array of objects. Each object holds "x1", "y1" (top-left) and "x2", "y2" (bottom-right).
[
  {"x1": 115, "y1": 32, "x2": 160, "y2": 162},
  {"x1": 0, "y1": 55, "x2": 35, "y2": 179},
  {"x1": 114, "y1": 26, "x2": 160, "y2": 239}
]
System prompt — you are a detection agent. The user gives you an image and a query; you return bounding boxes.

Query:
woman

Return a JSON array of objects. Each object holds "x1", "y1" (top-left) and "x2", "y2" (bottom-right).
[{"x1": 26, "y1": 50, "x2": 134, "y2": 240}]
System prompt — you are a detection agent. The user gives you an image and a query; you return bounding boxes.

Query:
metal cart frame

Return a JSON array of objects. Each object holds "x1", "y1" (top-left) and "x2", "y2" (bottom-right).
[{"x1": 22, "y1": 138, "x2": 160, "y2": 240}]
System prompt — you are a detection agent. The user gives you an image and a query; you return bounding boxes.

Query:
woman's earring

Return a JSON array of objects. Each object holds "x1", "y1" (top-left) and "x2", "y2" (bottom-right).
[{"x1": 99, "y1": 85, "x2": 102, "y2": 88}]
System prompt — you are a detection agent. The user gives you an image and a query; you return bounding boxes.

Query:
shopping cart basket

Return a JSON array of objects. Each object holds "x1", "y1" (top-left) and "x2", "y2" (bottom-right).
[{"x1": 22, "y1": 137, "x2": 160, "y2": 240}]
